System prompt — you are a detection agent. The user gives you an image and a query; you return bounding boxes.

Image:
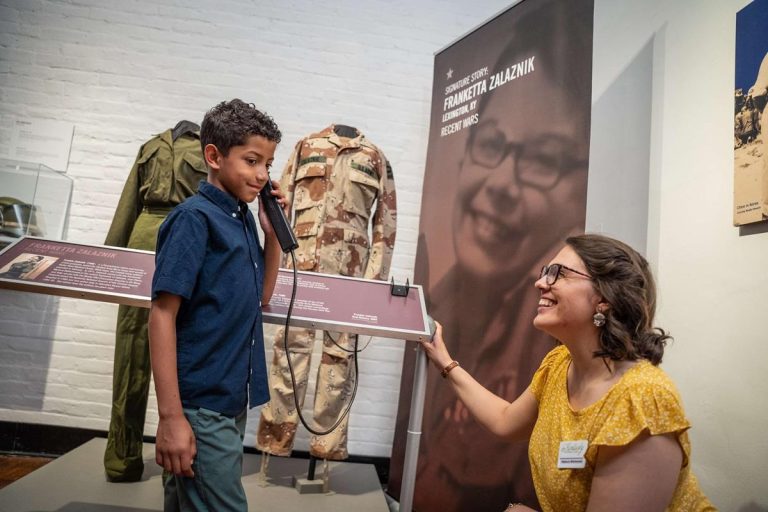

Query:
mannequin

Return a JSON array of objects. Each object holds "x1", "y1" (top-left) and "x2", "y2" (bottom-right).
[{"x1": 256, "y1": 124, "x2": 397, "y2": 461}]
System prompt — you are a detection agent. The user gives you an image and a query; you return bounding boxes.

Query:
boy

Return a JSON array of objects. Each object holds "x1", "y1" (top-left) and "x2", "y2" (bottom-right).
[{"x1": 148, "y1": 99, "x2": 285, "y2": 511}]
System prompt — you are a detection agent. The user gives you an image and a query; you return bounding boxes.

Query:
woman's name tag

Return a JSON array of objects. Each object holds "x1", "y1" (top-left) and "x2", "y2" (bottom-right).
[{"x1": 558, "y1": 440, "x2": 588, "y2": 469}]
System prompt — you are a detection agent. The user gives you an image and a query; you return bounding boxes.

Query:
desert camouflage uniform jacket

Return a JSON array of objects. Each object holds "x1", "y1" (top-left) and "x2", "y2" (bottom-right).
[{"x1": 279, "y1": 125, "x2": 396, "y2": 280}]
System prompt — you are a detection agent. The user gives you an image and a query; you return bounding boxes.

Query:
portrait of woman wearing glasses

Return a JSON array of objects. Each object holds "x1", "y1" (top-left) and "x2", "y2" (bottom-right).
[
  {"x1": 402, "y1": 2, "x2": 593, "y2": 511},
  {"x1": 420, "y1": 234, "x2": 715, "y2": 511}
]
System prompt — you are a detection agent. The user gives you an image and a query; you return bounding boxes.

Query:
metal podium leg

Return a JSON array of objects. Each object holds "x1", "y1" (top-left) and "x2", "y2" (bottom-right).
[{"x1": 400, "y1": 343, "x2": 427, "y2": 512}]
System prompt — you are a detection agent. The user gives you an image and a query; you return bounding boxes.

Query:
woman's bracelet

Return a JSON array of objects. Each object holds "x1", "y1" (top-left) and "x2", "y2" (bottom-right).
[{"x1": 440, "y1": 360, "x2": 459, "y2": 378}]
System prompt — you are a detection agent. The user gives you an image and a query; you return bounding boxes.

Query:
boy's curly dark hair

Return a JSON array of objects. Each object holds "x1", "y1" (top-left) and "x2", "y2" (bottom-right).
[
  {"x1": 566, "y1": 233, "x2": 671, "y2": 365},
  {"x1": 200, "y1": 99, "x2": 281, "y2": 156}
]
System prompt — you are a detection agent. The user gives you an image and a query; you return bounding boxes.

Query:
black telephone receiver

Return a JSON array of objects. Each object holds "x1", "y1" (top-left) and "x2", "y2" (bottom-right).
[{"x1": 259, "y1": 179, "x2": 299, "y2": 253}]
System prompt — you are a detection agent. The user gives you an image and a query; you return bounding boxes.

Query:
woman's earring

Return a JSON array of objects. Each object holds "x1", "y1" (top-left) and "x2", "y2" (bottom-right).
[{"x1": 593, "y1": 310, "x2": 606, "y2": 327}]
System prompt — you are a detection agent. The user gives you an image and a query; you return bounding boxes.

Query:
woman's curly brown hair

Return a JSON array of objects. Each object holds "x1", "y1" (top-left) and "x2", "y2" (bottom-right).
[{"x1": 566, "y1": 234, "x2": 671, "y2": 365}]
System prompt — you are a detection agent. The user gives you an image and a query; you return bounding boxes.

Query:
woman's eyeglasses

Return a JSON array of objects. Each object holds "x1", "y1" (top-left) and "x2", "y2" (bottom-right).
[
  {"x1": 467, "y1": 122, "x2": 587, "y2": 190},
  {"x1": 539, "y1": 264, "x2": 591, "y2": 285}
]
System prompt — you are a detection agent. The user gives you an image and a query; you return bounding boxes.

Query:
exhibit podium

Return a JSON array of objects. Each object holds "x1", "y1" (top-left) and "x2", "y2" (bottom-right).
[{"x1": 0, "y1": 236, "x2": 431, "y2": 512}]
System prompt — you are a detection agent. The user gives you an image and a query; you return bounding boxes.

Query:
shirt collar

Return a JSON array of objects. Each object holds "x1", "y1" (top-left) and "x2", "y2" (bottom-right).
[
  {"x1": 198, "y1": 181, "x2": 247, "y2": 216},
  {"x1": 157, "y1": 129, "x2": 174, "y2": 147},
  {"x1": 322, "y1": 124, "x2": 365, "y2": 150}
]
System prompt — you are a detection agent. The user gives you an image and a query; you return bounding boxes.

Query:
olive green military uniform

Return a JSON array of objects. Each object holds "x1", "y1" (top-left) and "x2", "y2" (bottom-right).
[
  {"x1": 103, "y1": 127, "x2": 206, "y2": 481},
  {"x1": 257, "y1": 125, "x2": 397, "y2": 460}
]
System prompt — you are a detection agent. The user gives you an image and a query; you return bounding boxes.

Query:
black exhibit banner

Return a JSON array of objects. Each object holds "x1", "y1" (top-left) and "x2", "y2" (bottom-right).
[{"x1": 389, "y1": 1, "x2": 594, "y2": 510}]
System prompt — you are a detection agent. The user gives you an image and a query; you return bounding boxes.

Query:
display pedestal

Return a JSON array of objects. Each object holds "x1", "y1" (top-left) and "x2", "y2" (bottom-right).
[
  {"x1": 0, "y1": 236, "x2": 433, "y2": 511},
  {"x1": 0, "y1": 438, "x2": 389, "y2": 511},
  {"x1": 293, "y1": 476, "x2": 325, "y2": 494}
]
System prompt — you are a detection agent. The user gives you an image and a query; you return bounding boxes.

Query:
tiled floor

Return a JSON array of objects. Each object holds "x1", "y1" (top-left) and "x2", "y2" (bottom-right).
[{"x1": 0, "y1": 454, "x2": 54, "y2": 489}]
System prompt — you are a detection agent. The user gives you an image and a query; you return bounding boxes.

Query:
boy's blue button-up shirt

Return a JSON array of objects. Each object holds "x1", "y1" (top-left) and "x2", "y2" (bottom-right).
[{"x1": 152, "y1": 181, "x2": 269, "y2": 416}]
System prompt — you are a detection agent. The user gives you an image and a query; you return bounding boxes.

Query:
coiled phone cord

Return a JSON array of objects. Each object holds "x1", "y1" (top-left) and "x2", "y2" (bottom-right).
[{"x1": 281, "y1": 250, "x2": 359, "y2": 436}]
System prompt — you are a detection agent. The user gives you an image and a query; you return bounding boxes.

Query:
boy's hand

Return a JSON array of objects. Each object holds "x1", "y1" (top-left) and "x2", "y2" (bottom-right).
[
  {"x1": 257, "y1": 179, "x2": 289, "y2": 240},
  {"x1": 155, "y1": 414, "x2": 197, "y2": 477}
]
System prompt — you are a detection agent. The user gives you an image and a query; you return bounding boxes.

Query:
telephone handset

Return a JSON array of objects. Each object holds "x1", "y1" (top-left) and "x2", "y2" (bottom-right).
[{"x1": 259, "y1": 179, "x2": 299, "y2": 253}]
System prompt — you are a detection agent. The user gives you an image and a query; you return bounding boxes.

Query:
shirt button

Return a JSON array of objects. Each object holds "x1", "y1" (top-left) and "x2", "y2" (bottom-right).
[{"x1": 232, "y1": 212, "x2": 237, "y2": 218}]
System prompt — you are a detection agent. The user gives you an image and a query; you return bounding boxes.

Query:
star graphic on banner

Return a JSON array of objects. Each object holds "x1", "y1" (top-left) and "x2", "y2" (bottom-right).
[{"x1": 446, "y1": 68, "x2": 453, "y2": 80}]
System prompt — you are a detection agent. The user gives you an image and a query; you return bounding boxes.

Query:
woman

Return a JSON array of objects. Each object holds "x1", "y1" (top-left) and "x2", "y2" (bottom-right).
[{"x1": 420, "y1": 234, "x2": 715, "y2": 511}]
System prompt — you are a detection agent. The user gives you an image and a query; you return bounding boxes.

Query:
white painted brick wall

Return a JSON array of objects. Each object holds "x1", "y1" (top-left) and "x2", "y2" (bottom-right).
[{"x1": 0, "y1": 0, "x2": 512, "y2": 458}]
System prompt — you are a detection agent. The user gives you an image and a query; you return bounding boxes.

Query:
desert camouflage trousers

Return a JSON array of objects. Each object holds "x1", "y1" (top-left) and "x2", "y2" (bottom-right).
[{"x1": 256, "y1": 326, "x2": 356, "y2": 460}]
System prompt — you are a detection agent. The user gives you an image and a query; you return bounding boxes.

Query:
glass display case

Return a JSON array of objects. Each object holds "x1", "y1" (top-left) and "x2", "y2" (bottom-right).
[{"x1": 0, "y1": 158, "x2": 73, "y2": 249}]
